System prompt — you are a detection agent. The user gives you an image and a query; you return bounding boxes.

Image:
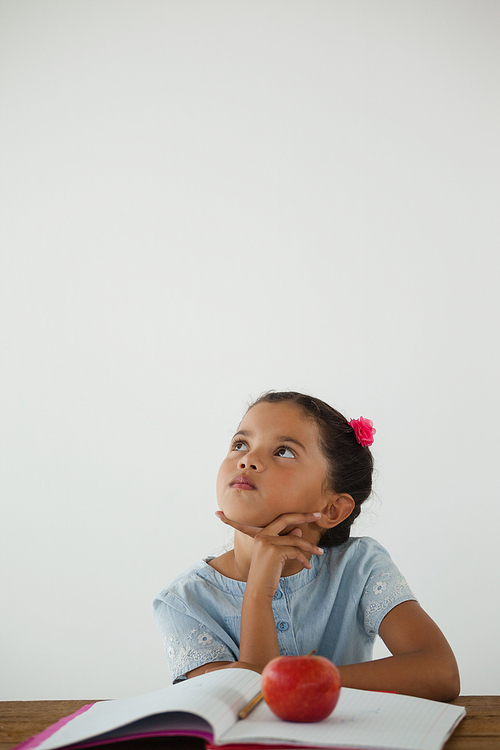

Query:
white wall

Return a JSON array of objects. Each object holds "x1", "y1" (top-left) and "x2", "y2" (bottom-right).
[{"x1": 1, "y1": 0, "x2": 499, "y2": 699}]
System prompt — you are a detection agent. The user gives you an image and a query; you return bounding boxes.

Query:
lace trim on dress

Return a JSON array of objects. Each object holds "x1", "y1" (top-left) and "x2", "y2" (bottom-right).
[
  {"x1": 164, "y1": 621, "x2": 231, "y2": 678},
  {"x1": 363, "y1": 570, "x2": 414, "y2": 633}
]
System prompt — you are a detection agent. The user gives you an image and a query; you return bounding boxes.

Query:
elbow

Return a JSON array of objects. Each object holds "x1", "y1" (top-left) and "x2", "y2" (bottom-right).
[
  {"x1": 432, "y1": 656, "x2": 461, "y2": 702},
  {"x1": 407, "y1": 648, "x2": 461, "y2": 702},
  {"x1": 443, "y1": 663, "x2": 461, "y2": 702}
]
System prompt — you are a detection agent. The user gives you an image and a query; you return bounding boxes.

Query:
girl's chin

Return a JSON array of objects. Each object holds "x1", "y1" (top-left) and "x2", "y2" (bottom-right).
[
  {"x1": 219, "y1": 507, "x2": 272, "y2": 529},
  {"x1": 234, "y1": 514, "x2": 269, "y2": 529}
]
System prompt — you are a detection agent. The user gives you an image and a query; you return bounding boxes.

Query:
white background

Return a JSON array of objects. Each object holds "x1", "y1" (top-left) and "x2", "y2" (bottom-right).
[{"x1": 1, "y1": 0, "x2": 499, "y2": 699}]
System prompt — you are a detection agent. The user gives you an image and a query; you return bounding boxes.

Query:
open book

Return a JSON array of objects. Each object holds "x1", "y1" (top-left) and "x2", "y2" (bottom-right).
[{"x1": 14, "y1": 668, "x2": 465, "y2": 750}]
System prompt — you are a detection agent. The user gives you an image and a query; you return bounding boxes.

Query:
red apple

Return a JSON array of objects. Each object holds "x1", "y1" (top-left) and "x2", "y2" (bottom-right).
[{"x1": 261, "y1": 655, "x2": 341, "y2": 723}]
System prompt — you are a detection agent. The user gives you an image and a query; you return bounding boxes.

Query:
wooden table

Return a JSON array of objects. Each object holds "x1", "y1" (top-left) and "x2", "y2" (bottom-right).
[{"x1": 0, "y1": 697, "x2": 499, "y2": 750}]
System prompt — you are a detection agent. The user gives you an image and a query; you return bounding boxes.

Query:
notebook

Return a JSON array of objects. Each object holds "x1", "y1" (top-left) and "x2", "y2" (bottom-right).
[{"x1": 14, "y1": 668, "x2": 465, "y2": 750}]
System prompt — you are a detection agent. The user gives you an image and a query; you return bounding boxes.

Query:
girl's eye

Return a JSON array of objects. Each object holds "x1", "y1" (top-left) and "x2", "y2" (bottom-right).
[
  {"x1": 232, "y1": 441, "x2": 247, "y2": 452},
  {"x1": 276, "y1": 446, "x2": 295, "y2": 458}
]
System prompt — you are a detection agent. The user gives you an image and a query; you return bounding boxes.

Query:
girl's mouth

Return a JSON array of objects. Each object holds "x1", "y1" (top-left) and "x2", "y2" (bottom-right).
[{"x1": 230, "y1": 475, "x2": 256, "y2": 490}]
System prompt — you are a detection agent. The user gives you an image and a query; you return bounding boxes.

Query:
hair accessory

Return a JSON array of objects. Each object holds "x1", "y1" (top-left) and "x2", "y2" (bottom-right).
[{"x1": 349, "y1": 416, "x2": 376, "y2": 447}]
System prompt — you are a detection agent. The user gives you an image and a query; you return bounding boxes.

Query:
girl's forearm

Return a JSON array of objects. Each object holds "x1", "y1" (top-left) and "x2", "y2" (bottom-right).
[
  {"x1": 238, "y1": 586, "x2": 280, "y2": 672},
  {"x1": 338, "y1": 650, "x2": 460, "y2": 702},
  {"x1": 212, "y1": 513, "x2": 326, "y2": 675}
]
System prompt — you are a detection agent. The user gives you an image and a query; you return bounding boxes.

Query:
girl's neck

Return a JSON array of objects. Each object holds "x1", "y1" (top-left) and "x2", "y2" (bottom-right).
[{"x1": 207, "y1": 532, "x2": 255, "y2": 580}]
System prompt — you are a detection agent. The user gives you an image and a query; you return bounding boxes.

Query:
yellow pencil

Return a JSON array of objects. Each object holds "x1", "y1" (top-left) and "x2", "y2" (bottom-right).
[{"x1": 238, "y1": 691, "x2": 264, "y2": 719}]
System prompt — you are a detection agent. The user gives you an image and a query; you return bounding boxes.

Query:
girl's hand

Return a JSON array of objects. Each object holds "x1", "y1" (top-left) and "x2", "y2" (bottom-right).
[{"x1": 215, "y1": 510, "x2": 324, "y2": 598}]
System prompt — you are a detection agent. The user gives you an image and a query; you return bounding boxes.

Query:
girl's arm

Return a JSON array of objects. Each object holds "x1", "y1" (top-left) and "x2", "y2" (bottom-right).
[
  {"x1": 187, "y1": 512, "x2": 324, "y2": 679},
  {"x1": 238, "y1": 512, "x2": 324, "y2": 671},
  {"x1": 338, "y1": 599, "x2": 460, "y2": 701}
]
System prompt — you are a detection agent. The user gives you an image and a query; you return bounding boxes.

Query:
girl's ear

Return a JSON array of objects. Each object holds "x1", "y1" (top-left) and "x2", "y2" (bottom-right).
[{"x1": 317, "y1": 493, "x2": 355, "y2": 529}]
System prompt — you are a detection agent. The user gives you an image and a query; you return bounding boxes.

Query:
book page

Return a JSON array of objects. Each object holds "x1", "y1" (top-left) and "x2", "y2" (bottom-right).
[
  {"x1": 36, "y1": 669, "x2": 262, "y2": 750},
  {"x1": 221, "y1": 687, "x2": 466, "y2": 750}
]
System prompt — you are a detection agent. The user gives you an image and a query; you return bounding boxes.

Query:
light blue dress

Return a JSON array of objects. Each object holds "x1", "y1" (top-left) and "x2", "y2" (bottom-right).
[{"x1": 153, "y1": 536, "x2": 416, "y2": 683}]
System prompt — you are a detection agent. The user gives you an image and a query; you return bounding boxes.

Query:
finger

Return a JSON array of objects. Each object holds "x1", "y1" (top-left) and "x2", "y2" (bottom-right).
[
  {"x1": 214, "y1": 511, "x2": 264, "y2": 538},
  {"x1": 249, "y1": 538, "x2": 319, "y2": 573},
  {"x1": 215, "y1": 510, "x2": 322, "y2": 540},
  {"x1": 264, "y1": 511, "x2": 322, "y2": 536},
  {"x1": 271, "y1": 543, "x2": 319, "y2": 569},
  {"x1": 277, "y1": 542, "x2": 324, "y2": 566},
  {"x1": 288, "y1": 527, "x2": 303, "y2": 538},
  {"x1": 255, "y1": 534, "x2": 324, "y2": 557}
]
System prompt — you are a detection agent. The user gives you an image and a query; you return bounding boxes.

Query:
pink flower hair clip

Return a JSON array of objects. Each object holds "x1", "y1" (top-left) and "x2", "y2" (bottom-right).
[{"x1": 349, "y1": 416, "x2": 376, "y2": 447}]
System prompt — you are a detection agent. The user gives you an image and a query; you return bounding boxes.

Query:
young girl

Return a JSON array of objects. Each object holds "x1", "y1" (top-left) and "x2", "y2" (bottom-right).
[{"x1": 153, "y1": 391, "x2": 460, "y2": 701}]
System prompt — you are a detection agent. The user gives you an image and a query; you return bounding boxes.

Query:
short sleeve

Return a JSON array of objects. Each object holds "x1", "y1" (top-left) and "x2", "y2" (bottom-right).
[
  {"x1": 361, "y1": 565, "x2": 417, "y2": 636},
  {"x1": 152, "y1": 595, "x2": 236, "y2": 682}
]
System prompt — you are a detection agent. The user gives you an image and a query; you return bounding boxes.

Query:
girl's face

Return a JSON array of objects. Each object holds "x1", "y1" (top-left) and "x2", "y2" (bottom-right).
[{"x1": 216, "y1": 401, "x2": 334, "y2": 528}]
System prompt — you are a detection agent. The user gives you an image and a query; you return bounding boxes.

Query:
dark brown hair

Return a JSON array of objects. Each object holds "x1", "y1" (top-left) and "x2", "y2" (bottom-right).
[{"x1": 249, "y1": 391, "x2": 374, "y2": 547}]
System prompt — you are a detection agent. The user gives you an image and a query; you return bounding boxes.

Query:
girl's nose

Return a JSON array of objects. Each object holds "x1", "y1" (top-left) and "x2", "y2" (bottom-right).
[{"x1": 237, "y1": 452, "x2": 263, "y2": 471}]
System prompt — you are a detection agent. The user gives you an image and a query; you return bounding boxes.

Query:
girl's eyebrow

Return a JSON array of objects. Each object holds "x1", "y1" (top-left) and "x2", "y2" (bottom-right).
[
  {"x1": 232, "y1": 430, "x2": 307, "y2": 453},
  {"x1": 276, "y1": 435, "x2": 307, "y2": 452}
]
